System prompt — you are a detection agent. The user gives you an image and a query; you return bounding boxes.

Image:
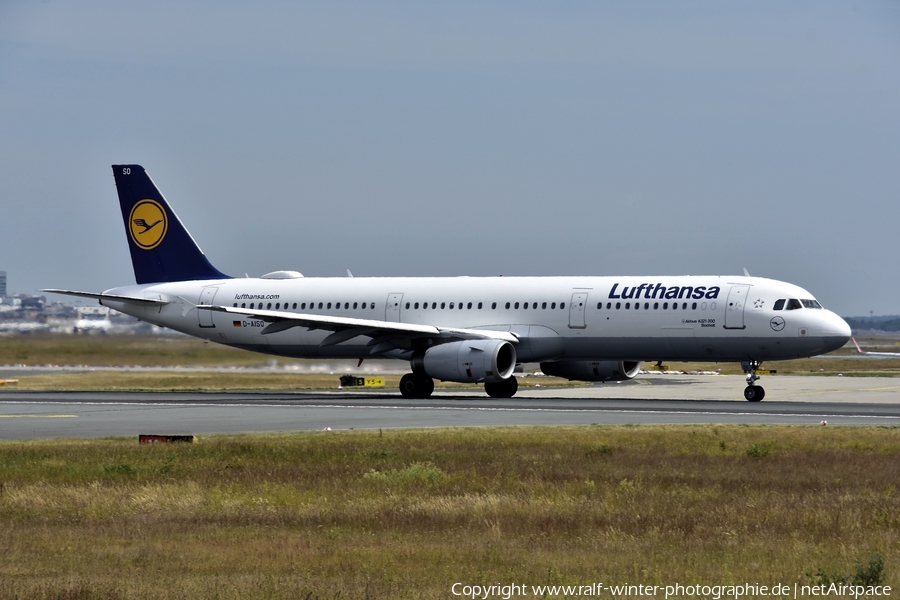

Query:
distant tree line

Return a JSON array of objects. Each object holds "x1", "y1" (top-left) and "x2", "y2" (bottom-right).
[{"x1": 843, "y1": 316, "x2": 900, "y2": 332}]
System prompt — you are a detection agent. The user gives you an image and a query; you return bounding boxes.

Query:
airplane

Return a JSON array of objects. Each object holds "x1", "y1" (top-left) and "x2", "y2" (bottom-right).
[
  {"x1": 44, "y1": 165, "x2": 852, "y2": 401},
  {"x1": 851, "y1": 337, "x2": 900, "y2": 358}
]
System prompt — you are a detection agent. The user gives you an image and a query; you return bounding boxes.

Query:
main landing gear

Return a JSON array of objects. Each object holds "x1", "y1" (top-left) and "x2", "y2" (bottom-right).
[
  {"x1": 484, "y1": 377, "x2": 518, "y2": 399},
  {"x1": 741, "y1": 360, "x2": 766, "y2": 402},
  {"x1": 398, "y1": 373, "x2": 520, "y2": 399},
  {"x1": 399, "y1": 373, "x2": 434, "y2": 399}
]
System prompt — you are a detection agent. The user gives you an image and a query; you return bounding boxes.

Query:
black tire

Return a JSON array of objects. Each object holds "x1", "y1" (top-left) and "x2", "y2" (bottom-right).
[
  {"x1": 399, "y1": 373, "x2": 435, "y2": 399},
  {"x1": 485, "y1": 377, "x2": 518, "y2": 398},
  {"x1": 744, "y1": 385, "x2": 764, "y2": 402},
  {"x1": 399, "y1": 373, "x2": 418, "y2": 399}
]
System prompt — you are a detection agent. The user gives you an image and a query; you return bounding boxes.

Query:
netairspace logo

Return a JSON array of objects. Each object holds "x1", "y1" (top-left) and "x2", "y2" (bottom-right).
[{"x1": 450, "y1": 581, "x2": 893, "y2": 599}]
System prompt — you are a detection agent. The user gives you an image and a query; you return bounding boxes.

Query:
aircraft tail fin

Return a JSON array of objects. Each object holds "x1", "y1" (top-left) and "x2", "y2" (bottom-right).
[{"x1": 112, "y1": 165, "x2": 230, "y2": 284}]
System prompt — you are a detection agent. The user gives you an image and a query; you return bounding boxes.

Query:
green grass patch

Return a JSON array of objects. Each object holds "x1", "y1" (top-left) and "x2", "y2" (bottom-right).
[{"x1": 1, "y1": 425, "x2": 899, "y2": 598}]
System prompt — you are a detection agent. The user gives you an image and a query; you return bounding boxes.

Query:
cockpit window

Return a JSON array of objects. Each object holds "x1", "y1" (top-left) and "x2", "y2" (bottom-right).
[
  {"x1": 801, "y1": 299, "x2": 822, "y2": 309},
  {"x1": 786, "y1": 299, "x2": 803, "y2": 310},
  {"x1": 773, "y1": 299, "x2": 785, "y2": 311}
]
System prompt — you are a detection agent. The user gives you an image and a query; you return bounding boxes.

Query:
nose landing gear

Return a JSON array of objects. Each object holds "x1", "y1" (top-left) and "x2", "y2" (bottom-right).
[{"x1": 741, "y1": 360, "x2": 765, "y2": 402}]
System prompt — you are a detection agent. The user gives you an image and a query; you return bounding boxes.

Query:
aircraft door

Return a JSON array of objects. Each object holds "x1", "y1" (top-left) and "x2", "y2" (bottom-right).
[
  {"x1": 568, "y1": 292, "x2": 588, "y2": 329},
  {"x1": 386, "y1": 293, "x2": 403, "y2": 322},
  {"x1": 198, "y1": 286, "x2": 218, "y2": 328},
  {"x1": 724, "y1": 285, "x2": 750, "y2": 330}
]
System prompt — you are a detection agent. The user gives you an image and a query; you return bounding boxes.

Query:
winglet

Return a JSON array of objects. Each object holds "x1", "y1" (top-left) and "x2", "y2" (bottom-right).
[{"x1": 113, "y1": 165, "x2": 230, "y2": 284}]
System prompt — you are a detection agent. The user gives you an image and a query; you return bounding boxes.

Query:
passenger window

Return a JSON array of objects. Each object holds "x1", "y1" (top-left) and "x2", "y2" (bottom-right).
[
  {"x1": 682, "y1": 302, "x2": 687, "y2": 310},
  {"x1": 653, "y1": 302, "x2": 658, "y2": 309},
  {"x1": 663, "y1": 302, "x2": 668, "y2": 309},
  {"x1": 293, "y1": 303, "x2": 297, "y2": 309},
  {"x1": 301, "y1": 303, "x2": 306, "y2": 309},
  {"x1": 616, "y1": 302, "x2": 621, "y2": 309},
  {"x1": 405, "y1": 302, "x2": 410, "y2": 309},
  {"x1": 692, "y1": 302, "x2": 697, "y2": 310},
  {"x1": 275, "y1": 303, "x2": 280, "y2": 309},
  {"x1": 318, "y1": 302, "x2": 323, "y2": 309},
  {"x1": 459, "y1": 303, "x2": 464, "y2": 310},
  {"x1": 250, "y1": 303, "x2": 255, "y2": 309},
  {"x1": 514, "y1": 302, "x2": 520, "y2": 309},
  {"x1": 644, "y1": 302, "x2": 649, "y2": 309},
  {"x1": 468, "y1": 302, "x2": 473, "y2": 309},
  {"x1": 449, "y1": 302, "x2": 454, "y2": 309},
  {"x1": 543, "y1": 302, "x2": 547, "y2": 309},
  {"x1": 344, "y1": 302, "x2": 349, "y2": 309},
  {"x1": 551, "y1": 302, "x2": 556, "y2": 309},
  {"x1": 361, "y1": 302, "x2": 367, "y2": 309},
  {"x1": 491, "y1": 302, "x2": 496, "y2": 309},
  {"x1": 625, "y1": 303, "x2": 630, "y2": 309},
  {"x1": 441, "y1": 302, "x2": 446, "y2": 309},
  {"x1": 477, "y1": 302, "x2": 482, "y2": 309},
  {"x1": 787, "y1": 299, "x2": 803, "y2": 310},
  {"x1": 560, "y1": 303, "x2": 565, "y2": 309},
  {"x1": 326, "y1": 302, "x2": 331, "y2": 309},
  {"x1": 241, "y1": 303, "x2": 246, "y2": 308},
  {"x1": 233, "y1": 303, "x2": 237, "y2": 307},
  {"x1": 505, "y1": 302, "x2": 511, "y2": 309}
]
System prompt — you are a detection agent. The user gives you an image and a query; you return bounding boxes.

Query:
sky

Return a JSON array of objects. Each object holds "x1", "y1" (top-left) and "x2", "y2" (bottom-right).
[{"x1": 1, "y1": 1, "x2": 898, "y2": 317}]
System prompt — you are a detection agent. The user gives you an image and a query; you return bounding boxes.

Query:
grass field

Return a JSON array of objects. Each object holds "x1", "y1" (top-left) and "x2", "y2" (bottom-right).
[
  {"x1": 1, "y1": 334, "x2": 898, "y2": 392},
  {"x1": 1, "y1": 425, "x2": 898, "y2": 598}
]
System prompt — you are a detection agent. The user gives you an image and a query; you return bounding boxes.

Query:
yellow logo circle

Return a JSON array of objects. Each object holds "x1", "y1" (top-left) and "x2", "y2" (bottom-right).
[{"x1": 129, "y1": 199, "x2": 168, "y2": 250}]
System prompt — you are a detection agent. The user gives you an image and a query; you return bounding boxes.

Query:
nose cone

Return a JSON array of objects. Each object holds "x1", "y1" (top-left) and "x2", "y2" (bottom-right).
[{"x1": 820, "y1": 311, "x2": 852, "y2": 352}]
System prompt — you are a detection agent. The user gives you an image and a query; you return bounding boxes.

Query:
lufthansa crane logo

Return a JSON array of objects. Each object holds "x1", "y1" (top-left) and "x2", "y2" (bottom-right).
[
  {"x1": 770, "y1": 316, "x2": 785, "y2": 331},
  {"x1": 128, "y1": 199, "x2": 168, "y2": 250}
]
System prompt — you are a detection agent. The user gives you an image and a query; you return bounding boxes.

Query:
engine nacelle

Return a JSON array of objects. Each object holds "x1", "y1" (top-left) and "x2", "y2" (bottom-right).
[
  {"x1": 539, "y1": 360, "x2": 641, "y2": 382},
  {"x1": 420, "y1": 339, "x2": 517, "y2": 383}
]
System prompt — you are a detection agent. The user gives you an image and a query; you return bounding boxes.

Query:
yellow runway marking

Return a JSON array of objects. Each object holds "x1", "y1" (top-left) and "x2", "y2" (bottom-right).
[{"x1": 0, "y1": 414, "x2": 79, "y2": 419}]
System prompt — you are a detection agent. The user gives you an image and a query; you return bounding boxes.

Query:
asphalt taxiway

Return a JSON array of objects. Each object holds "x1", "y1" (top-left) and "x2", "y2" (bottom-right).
[{"x1": 1, "y1": 375, "x2": 898, "y2": 439}]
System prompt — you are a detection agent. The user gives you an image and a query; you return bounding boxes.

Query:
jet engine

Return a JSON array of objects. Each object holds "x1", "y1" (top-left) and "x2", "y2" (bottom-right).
[
  {"x1": 419, "y1": 339, "x2": 517, "y2": 383},
  {"x1": 539, "y1": 360, "x2": 641, "y2": 382}
]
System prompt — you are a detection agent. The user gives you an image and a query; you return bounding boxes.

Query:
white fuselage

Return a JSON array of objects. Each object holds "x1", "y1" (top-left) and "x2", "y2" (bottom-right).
[{"x1": 101, "y1": 275, "x2": 851, "y2": 364}]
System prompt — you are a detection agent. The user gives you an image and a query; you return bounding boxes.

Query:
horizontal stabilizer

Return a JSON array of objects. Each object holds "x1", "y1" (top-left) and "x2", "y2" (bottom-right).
[{"x1": 41, "y1": 289, "x2": 170, "y2": 306}]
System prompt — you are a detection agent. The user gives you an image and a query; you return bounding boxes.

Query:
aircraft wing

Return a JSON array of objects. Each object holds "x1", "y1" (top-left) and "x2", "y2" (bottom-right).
[
  {"x1": 41, "y1": 289, "x2": 170, "y2": 306},
  {"x1": 202, "y1": 304, "x2": 519, "y2": 352}
]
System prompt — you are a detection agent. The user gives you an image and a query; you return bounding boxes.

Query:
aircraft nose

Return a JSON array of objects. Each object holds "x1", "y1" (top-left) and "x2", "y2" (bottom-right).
[{"x1": 819, "y1": 311, "x2": 851, "y2": 351}]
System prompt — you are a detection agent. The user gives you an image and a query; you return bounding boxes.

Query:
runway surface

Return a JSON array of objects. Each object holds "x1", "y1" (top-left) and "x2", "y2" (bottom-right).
[{"x1": 1, "y1": 375, "x2": 898, "y2": 439}]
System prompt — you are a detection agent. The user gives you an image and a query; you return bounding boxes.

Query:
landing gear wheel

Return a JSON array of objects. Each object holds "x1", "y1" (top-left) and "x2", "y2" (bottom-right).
[
  {"x1": 744, "y1": 385, "x2": 765, "y2": 402},
  {"x1": 399, "y1": 373, "x2": 434, "y2": 399},
  {"x1": 484, "y1": 377, "x2": 518, "y2": 399},
  {"x1": 741, "y1": 360, "x2": 765, "y2": 402}
]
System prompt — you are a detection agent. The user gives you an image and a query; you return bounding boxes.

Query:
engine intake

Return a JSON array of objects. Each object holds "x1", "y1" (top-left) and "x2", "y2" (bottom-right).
[
  {"x1": 421, "y1": 339, "x2": 516, "y2": 383},
  {"x1": 539, "y1": 360, "x2": 641, "y2": 382}
]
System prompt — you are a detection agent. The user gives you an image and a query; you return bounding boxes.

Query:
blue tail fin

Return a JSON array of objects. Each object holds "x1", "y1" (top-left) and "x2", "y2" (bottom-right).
[{"x1": 113, "y1": 164, "x2": 230, "y2": 284}]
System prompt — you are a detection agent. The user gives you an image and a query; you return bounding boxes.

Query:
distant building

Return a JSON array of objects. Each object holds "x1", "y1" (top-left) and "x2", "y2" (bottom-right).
[{"x1": 0, "y1": 271, "x2": 6, "y2": 297}]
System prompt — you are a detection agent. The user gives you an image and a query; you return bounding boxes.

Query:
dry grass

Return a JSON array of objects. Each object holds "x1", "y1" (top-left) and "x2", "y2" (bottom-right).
[
  {"x1": 0, "y1": 333, "x2": 268, "y2": 367},
  {"x1": 1, "y1": 425, "x2": 898, "y2": 598}
]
